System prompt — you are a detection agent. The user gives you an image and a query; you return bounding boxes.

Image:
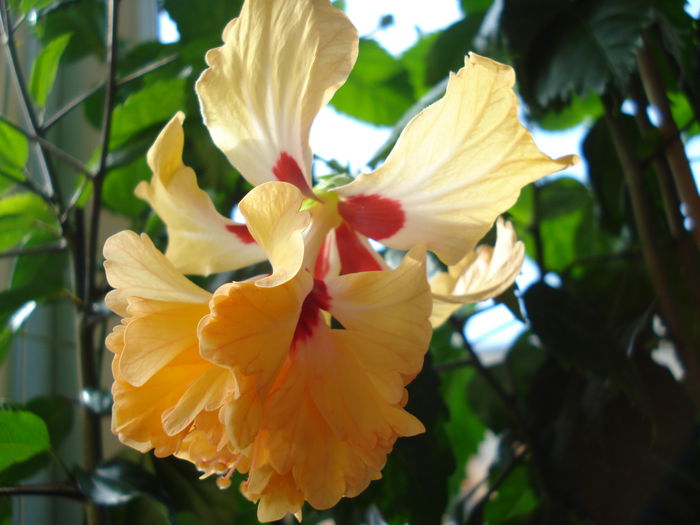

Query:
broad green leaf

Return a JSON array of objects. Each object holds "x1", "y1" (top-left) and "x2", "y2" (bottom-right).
[
  {"x1": 32, "y1": 0, "x2": 105, "y2": 62},
  {"x1": 0, "y1": 395, "x2": 74, "y2": 485},
  {"x1": 163, "y1": 0, "x2": 242, "y2": 42},
  {"x1": 0, "y1": 120, "x2": 29, "y2": 182},
  {"x1": 77, "y1": 458, "x2": 176, "y2": 524},
  {"x1": 29, "y1": 32, "x2": 72, "y2": 107},
  {"x1": 20, "y1": 0, "x2": 54, "y2": 11},
  {"x1": 460, "y1": 0, "x2": 492, "y2": 14},
  {"x1": 425, "y1": 14, "x2": 486, "y2": 86},
  {"x1": 536, "y1": 92, "x2": 603, "y2": 130},
  {"x1": 0, "y1": 192, "x2": 57, "y2": 251},
  {"x1": 483, "y1": 464, "x2": 538, "y2": 523},
  {"x1": 331, "y1": 39, "x2": 415, "y2": 126},
  {"x1": 102, "y1": 157, "x2": 150, "y2": 217},
  {"x1": 501, "y1": 0, "x2": 653, "y2": 107},
  {"x1": 109, "y1": 77, "x2": 186, "y2": 149},
  {"x1": 399, "y1": 32, "x2": 439, "y2": 97},
  {"x1": 0, "y1": 410, "x2": 50, "y2": 471}
]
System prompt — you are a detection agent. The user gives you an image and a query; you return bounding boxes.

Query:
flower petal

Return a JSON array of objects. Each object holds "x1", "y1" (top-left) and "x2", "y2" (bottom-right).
[
  {"x1": 430, "y1": 218, "x2": 525, "y2": 327},
  {"x1": 198, "y1": 270, "x2": 313, "y2": 396},
  {"x1": 103, "y1": 231, "x2": 210, "y2": 316},
  {"x1": 195, "y1": 0, "x2": 358, "y2": 192},
  {"x1": 135, "y1": 113, "x2": 265, "y2": 276},
  {"x1": 335, "y1": 53, "x2": 577, "y2": 264},
  {"x1": 119, "y1": 299, "x2": 209, "y2": 386},
  {"x1": 238, "y1": 181, "x2": 310, "y2": 287}
]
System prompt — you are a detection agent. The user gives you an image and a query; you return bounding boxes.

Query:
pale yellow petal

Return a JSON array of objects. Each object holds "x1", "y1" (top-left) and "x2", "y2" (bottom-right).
[
  {"x1": 238, "y1": 182, "x2": 310, "y2": 287},
  {"x1": 103, "y1": 231, "x2": 210, "y2": 316},
  {"x1": 195, "y1": 0, "x2": 358, "y2": 191},
  {"x1": 334, "y1": 53, "x2": 577, "y2": 264},
  {"x1": 430, "y1": 218, "x2": 525, "y2": 327},
  {"x1": 136, "y1": 113, "x2": 265, "y2": 276}
]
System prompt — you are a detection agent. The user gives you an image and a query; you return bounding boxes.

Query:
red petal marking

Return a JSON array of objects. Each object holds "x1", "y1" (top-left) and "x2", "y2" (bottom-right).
[
  {"x1": 272, "y1": 152, "x2": 315, "y2": 199},
  {"x1": 293, "y1": 279, "x2": 331, "y2": 345},
  {"x1": 337, "y1": 193, "x2": 405, "y2": 240},
  {"x1": 335, "y1": 222, "x2": 382, "y2": 275},
  {"x1": 225, "y1": 224, "x2": 256, "y2": 244},
  {"x1": 314, "y1": 236, "x2": 331, "y2": 280}
]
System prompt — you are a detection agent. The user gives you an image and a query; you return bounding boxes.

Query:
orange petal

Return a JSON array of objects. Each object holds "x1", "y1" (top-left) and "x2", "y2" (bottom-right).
[
  {"x1": 136, "y1": 113, "x2": 265, "y2": 276},
  {"x1": 334, "y1": 53, "x2": 577, "y2": 265},
  {"x1": 195, "y1": 0, "x2": 358, "y2": 192},
  {"x1": 198, "y1": 270, "x2": 313, "y2": 395}
]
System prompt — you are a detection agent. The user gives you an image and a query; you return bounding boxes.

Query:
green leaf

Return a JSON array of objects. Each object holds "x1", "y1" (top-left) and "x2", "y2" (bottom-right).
[
  {"x1": 19, "y1": 0, "x2": 54, "y2": 12},
  {"x1": 109, "y1": 77, "x2": 186, "y2": 150},
  {"x1": 102, "y1": 157, "x2": 150, "y2": 217},
  {"x1": 29, "y1": 32, "x2": 72, "y2": 107},
  {"x1": 163, "y1": 0, "x2": 242, "y2": 42},
  {"x1": 330, "y1": 39, "x2": 415, "y2": 126},
  {"x1": 77, "y1": 458, "x2": 176, "y2": 524},
  {"x1": 0, "y1": 192, "x2": 57, "y2": 252},
  {"x1": 483, "y1": 465, "x2": 537, "y2": 523},
  {"x1": 0, "y1": 120, "x2": 29, "y2": 182},
  {"x1": 460, "y1": 0, "x2": 492, "y2": 14},
  {"x1": 501, "y1": 0, "x2": 653, "y2": 107},
  {"x1": 425, "y1": 14, "x2": 485, "y2": 86},
  {"x1": 536, "y1": 92, "x2": 603, "y2": 130},
  {"x1": 399, "y1": 32, "x2": 439, "y2": 97},
  {"x1": 0, "y1": 410, "x2": 50, "y2": 471},
  {"x1": 32, "y1": 0, "x2": 105, "y2": 63}
]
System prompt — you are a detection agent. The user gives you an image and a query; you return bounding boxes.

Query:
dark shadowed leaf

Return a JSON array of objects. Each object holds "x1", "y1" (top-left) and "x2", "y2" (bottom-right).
[
  {"x1": 103, "y1": 157, "x2": 151, "y2": 217},
  {"x1": 501, "y1": 0, "x2": 653, "y2": 107},
  {"x1": 425, "y1": 14, "x2": 485, "y2": 86}
]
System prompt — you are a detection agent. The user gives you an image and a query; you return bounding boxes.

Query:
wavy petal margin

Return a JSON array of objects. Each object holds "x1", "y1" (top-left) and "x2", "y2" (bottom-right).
[
  {"x1": 196, "y1": 0, "x2": 358, "y2": 194},
  {"x1": 335, "y1": 53, "x2": 577, "y2": 265}
]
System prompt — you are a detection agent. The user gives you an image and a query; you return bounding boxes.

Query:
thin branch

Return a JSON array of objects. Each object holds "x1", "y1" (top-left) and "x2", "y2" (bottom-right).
[
  {"x1": 0, "y1": 0, "x2": 60, "y2": 202},
  {"x1": 0, "y1": 482, "x2": 84, "y2": 501},
  {"x1": 42, "y1": 53, "x2": 178, "y2": 131},
  {"x1": 467, "y1": 448, "x2": 528, "y2": 518},
  {"x1": 0, "y1": 114, "x2": 93, "y2": 177},
  {"x1": 0, "y1": 168, "x2": 54, "y2": 205},
  {"x1": 60, "y1": 175, "x2": 91, "y2": 223},
  {"x1": 0, "y1": 240, "x2": 67, "y2": 258}
]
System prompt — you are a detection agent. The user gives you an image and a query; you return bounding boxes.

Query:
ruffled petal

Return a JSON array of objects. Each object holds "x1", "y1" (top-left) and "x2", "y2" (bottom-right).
[
  {"x1": 135, "y1": 113, "x2": 265, "y2": 276},
  {"x1": 334, "y1": 53, "x2": 577, "y2": 264},
  {"x1": 238, "y1": 181, "x2": 310, "y2": 287},
  {"x1": 103, "y1": 231, "x2": 210, "y2": 316},
  {"x1": 198, "y1": 271, "x2": 313, "y2": 397},
  {"x1": 430, "y1": 218, "x2": 525, "y2": 327},
  {"x1": 195, "y1": 0, "x2": 358, "y2": 193}
]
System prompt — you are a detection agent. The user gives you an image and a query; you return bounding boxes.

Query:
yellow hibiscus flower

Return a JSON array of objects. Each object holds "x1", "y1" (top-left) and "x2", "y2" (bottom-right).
[{"x1": 104, "y1": 0, "x2": 577, "y2": 520}]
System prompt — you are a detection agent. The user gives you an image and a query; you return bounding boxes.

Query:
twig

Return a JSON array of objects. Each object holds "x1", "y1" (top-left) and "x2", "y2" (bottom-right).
[
  {"x1": 60, "y1": 175, "x2": 91, "y2": 223},
  {"x1": 466, "y1": 448, "x2": 528, "y2": 518},
  {"x1": 0, "y1": 240, "x2": 67, "y2": 258},
  {"x1": 0, "y1": 168, "x2": 55, "y2": 205},
  {"x1": 0, "y1": 114, "x2": 93, "y2": 177},
  {"x1": 0, "y1": 482, "x2": 84, "y2": 501},
  {"x1": 42, "y1": 54, "x2": 178, "y2": 130},
  {"x1": 0, "y1": 0, "x2": 61, "y2": 202}
]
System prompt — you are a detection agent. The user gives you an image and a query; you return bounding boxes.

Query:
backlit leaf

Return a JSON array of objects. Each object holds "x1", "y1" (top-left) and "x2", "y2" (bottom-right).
[{"x1": 29, "y1": 32, "x2": 72, "y2": 107}]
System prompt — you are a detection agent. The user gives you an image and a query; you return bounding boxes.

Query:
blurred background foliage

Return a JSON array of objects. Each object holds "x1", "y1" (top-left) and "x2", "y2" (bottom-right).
[{"x1": 0, "y1": 0, "x2": 699, "y2": 524}]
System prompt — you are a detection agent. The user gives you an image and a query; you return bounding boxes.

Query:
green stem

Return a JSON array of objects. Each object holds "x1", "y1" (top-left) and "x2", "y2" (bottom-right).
[{"x1": 0, "y1": 482, "x2": 84, "y2": 501}]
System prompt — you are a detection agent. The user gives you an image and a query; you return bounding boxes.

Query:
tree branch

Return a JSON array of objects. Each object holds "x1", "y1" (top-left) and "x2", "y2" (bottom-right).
[
  {"x1": 0, "y1": 482, "x2": 84, "y2": 501},
  {"x1": 0, "y1": 240, "x2": 67, "y2": 258},
  {"x1": 42, "y1": 53, "x2": 178, "y2": 131},
  {"x1": 0, "y1": 114, "x2": 93, "y2": 177}
]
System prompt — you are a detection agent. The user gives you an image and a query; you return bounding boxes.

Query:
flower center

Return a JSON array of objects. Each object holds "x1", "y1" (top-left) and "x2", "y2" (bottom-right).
[{"x1": 292, "y1": 279, "x2": 331, "y2": 345}]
